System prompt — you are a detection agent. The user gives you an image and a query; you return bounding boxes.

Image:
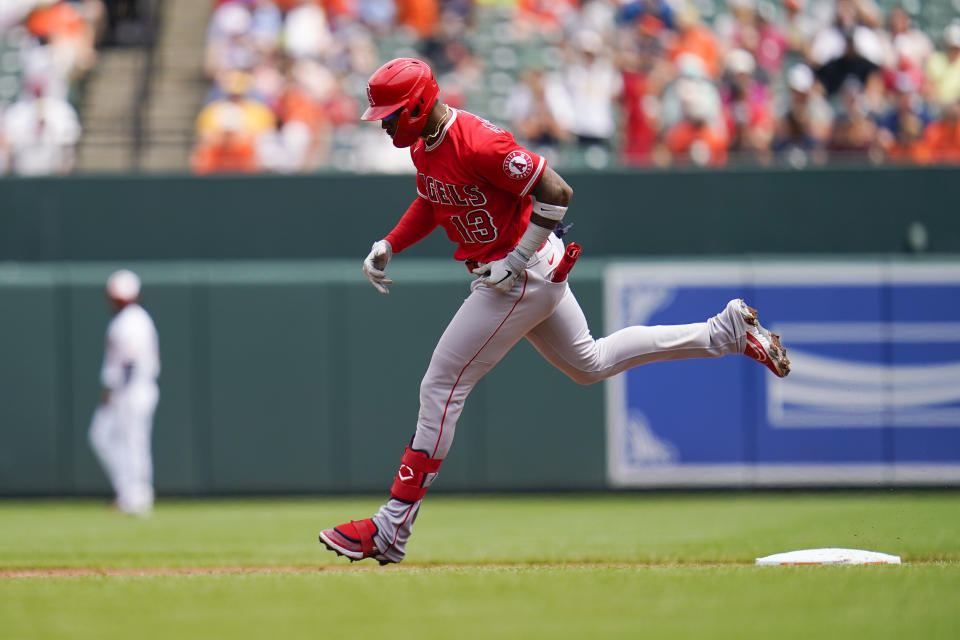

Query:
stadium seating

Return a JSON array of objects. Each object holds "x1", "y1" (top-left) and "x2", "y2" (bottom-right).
[{"x1": 9, "y1": 0, "x2": 960, "y2": 175}]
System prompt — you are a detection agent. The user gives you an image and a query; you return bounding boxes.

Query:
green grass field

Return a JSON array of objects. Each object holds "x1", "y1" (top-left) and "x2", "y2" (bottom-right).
[{"x1": 1, "y1": 492, "x2": 958, "y2": 639}]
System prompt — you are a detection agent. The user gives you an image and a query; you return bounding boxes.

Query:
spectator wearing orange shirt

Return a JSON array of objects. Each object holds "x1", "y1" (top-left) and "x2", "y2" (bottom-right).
[
  {"x1": 267, "y1": 60, "x2": 356, "y2": 171},
  {"x1": 26, "y1": 0, "x2": 98, "y2": 80},
  {"x1": 192, "y1": 71, "x2": 276, "y2": 174},
  {"x1": 668, "y1": 4, "x2": 720, "y2": 79},
  {"x1": 514, "y1": 0, "x2": 577, "y2": 37},
  {"x1": 659, "y1": 53, "x2": 722, "y2": 135},
  {"x1": 394, "y1": 0, "x2": 438, "y2": 39},
  {"x1": 662, "y1": 77, "x2": 729, "y2": 167},
  {"x1": 875, "y1": 72, "x2": 932, "y2": 163},
  {"x1": 192, "y1": 121, "x2": 261, "y2": 174},
  {"x1": 913, "y1": 102, "x2": 960, "y2": 164},
  {"x1": 663, "y1": 119, "x2": 728, "y2": 167}
]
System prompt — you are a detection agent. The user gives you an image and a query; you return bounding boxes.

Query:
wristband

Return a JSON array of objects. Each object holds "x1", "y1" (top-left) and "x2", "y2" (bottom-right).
[
  {"x1": 531, "y1": 197, "x2": 568, "y2": 221},
  {"x1": 516, "y1": 198, "x2": 568, "y2": 263}
]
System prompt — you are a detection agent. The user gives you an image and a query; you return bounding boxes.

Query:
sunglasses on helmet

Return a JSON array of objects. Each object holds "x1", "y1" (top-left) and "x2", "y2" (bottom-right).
[{"x1": 382, "y1": 108, "x2": 403, "y2": 123}]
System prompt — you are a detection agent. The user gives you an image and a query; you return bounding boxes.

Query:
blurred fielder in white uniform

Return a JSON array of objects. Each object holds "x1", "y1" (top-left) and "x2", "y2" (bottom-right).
[{"x1": 88, "y1": 269, "x2": 160, "y2": 516}]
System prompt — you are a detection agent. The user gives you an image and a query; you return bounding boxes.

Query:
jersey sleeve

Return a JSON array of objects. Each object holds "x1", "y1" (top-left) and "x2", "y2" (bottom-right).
[
  {"x1": 384, "y1": 196, "x2": 437, "y2": 254},
  {"x1": 471, "y1": 130, "x2": 546, "y2": 198}
]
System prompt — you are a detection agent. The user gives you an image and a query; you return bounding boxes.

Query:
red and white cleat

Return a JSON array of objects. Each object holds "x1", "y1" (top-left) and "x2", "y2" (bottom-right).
[
  {"x1": 319, "y1": 518, "x2": 394, "y2": 565},
  {"x1": 735, "y1": 299, "x2": 791, "y2": 378}
]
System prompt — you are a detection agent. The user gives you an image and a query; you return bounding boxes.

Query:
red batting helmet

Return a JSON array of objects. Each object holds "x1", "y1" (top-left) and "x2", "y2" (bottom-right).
[{"x1": 362, "y1": 58, "x2": 439, "y2": 148}]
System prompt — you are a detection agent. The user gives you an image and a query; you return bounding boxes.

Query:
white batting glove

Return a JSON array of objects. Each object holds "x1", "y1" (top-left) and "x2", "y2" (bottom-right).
[
  {"x1": 472, "y1": 249, "x2": 529, "y2": 294},
  {"x1": 362, "y1": 239, "x2": 393, "y2": 295}
]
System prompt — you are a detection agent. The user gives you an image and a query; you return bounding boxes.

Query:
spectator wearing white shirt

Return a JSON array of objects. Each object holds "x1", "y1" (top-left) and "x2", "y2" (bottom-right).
[
  {"x1": 563, "y1": 29, "x2": 623, "y2": 147},
  {"x1": 1, "y1": 77, "x2": 80, "y2": 175},
  {"x1": 881, "y1": 7, "x2": 932, "y2": 72},
  {"x1": 283, "y1": 0, "x2": 334, "y2": 60}
]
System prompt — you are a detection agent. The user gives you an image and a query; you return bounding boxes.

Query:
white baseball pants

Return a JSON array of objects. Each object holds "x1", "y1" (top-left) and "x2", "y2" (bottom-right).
[{"x1": 89, "y1": 383, "x2": 158, "y2": 515}]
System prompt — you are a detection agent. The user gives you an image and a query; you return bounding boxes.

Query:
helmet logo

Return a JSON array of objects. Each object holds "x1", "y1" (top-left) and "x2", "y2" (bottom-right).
[
  {"x1": 366, "y1": 84, "x2": 375, "y2": 107},
  {"x1": 503, "y1": 150, "x2": 534, "y2": 180}
]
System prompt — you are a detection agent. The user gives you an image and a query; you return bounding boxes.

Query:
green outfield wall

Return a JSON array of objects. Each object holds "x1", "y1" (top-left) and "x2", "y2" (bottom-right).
[
  {"x1": 3, "y1": 166, "x2": 960, "y2": 496},
  {"x1": 0, "y1": 260, "x2": 612, "y2": 497},
  {"x1": 2, "y1": 166, "x2": 960, "y2": 261},
  {"x1": 5, "y1": 257, "x2": 960, "y2": 497}
]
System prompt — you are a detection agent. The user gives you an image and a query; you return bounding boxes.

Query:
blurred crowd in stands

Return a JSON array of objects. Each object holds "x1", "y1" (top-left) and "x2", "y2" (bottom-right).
[
  {"x1": 191, "y1": 0, "x2": 960, "y2": 174},
  {"x1": 6, "y1": 0, "x2": 960, "y2": 175},
  {"x1": 192, "y1": 0, "x2": 435, "y2": 174},
  {"x1": 0, "y1": 0, "x2": 104, "y2": 175}
]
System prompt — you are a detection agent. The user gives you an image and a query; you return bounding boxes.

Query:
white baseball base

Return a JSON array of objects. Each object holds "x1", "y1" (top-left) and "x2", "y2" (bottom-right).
[{"x1": 755, "y1": 548, "x2": 902, "y2": 565}]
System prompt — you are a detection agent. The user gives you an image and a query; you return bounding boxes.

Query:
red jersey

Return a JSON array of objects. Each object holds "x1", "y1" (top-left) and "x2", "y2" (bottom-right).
[{"x1": 384, "y1": 108, "x2": 546, "y2": 263}]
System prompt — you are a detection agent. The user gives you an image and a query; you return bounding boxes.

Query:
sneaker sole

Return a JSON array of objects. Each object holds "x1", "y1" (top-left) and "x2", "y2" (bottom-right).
[
  {"x1": 318, "y1": 530, "x2": 364, "y2": 560},
  {"x1": 740, "y1": 301, "x2": 791, "y2": 378}
]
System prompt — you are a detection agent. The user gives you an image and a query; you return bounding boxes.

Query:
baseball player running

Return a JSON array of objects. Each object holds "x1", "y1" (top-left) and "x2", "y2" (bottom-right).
[
  {"x1": 89, "y1": 269, "x2": 160, "y2": 516},
  {"x1": 319, "y1": 58, "x2": 790, "y2": 564}
]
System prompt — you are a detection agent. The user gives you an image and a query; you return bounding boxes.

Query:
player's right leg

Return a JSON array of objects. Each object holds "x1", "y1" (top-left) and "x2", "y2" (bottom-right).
[
  {"x1": 526, "y1": 295, "x2": 789, "y2": 383},
  {"x1": 322, "y1": 285, "x2": 544, "y2": 564},
  {"x1": 366, "y1": 267, "x2": 572, "y2": 562},
  {"x1": 321, "y1": 252, "x2": 568, "y2": 564},
  {"x1": 319, "y1": 443, "x2": 439, "y2": 564},
  {"x1": 89, "y1": 406, "x2": 124, "y2": 499}
]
